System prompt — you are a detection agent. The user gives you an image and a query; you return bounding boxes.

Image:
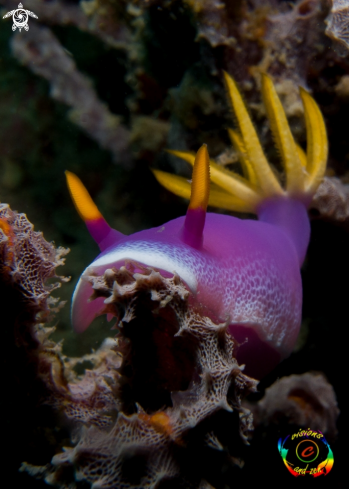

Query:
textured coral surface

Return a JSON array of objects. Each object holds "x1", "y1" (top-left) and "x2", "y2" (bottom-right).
[
  {"x1": 1, "y1": 204, "x2": 260, "y2": 488},
  {"x1": 24, "y1": 263, "x2": 258, "y2": 488},
  {"x1": 0, "y1": 204, "x2": 69, "y2": 488}
]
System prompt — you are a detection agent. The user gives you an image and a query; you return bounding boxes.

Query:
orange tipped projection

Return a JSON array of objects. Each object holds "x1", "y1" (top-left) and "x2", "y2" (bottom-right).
[
  {"x1": 65, "y1": 171, "x2": 103, "y2": 222},
  {"x1": 188, "y1": 144, "x2": 210, "y2": 211},
  {"x1": 65, "y1": 171, "x2": 122, "y2": 251},
  {"x1": 181, "y1": 145, "x2": 211, "y2": 249}
]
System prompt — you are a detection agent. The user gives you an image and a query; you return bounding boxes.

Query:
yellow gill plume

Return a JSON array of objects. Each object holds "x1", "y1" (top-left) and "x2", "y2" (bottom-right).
[
  {"x1": 153, "y1": 72, "x2": 328, "y2": 213},
  {"x1": 300, "y1": 87, "x2": 328, "y2": 195}
]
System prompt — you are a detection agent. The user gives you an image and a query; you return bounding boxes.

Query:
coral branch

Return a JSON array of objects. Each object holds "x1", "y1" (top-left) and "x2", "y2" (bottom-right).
[
  {"x1": 1, "y1": 0, "x2": 132, "y2": 48},
  {"x1": 11, "y1": 24, "x2": 131, "y2": 165}
]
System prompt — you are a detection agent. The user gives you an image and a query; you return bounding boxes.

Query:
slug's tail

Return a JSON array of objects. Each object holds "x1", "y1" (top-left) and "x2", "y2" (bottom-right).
[{"x1": 153, "y1": 72, "x2": 328, "y2": 214}]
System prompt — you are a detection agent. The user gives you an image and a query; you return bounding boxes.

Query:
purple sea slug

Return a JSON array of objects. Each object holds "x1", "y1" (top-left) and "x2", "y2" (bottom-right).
[{"x1": 66, "y1": 73, "x2": 328, "y2": 379}]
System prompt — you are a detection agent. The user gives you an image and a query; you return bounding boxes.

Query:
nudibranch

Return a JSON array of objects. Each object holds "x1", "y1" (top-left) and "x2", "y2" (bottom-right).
[{"x1": 66, "y1": 73, "x2": 327, "y2": 379}]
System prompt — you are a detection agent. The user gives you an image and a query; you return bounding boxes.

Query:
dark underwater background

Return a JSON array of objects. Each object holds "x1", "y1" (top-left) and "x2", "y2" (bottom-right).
[{"x1": 0, "y1": 0, "x2": 348, "y2": 487}]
